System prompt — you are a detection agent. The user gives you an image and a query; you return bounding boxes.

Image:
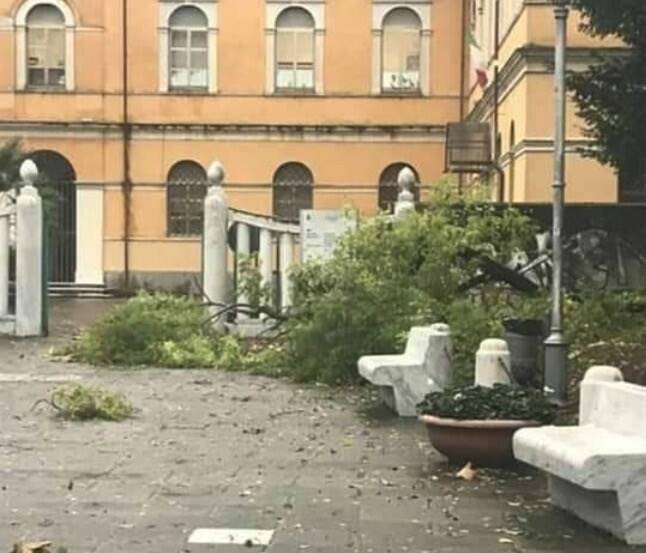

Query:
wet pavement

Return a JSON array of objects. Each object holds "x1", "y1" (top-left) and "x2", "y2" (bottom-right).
[{"x1": 0, "y1": 299, "x2": 644, "y2": 552}]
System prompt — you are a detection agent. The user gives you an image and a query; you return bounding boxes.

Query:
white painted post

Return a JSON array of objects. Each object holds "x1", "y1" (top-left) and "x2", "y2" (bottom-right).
[
  {"x1": 0, "y1": 213, "x2": 8, "y2": 317},
  {"x1": 279, "y1": 232, "x2": 294, "y2": 311},
  {"x1": 259, "y1": 227, "x2": 273, "y2": 318},
  {"x1": 394, "y1": 167, "x2": 416, "y2": 220},
  {"x1": 236, "y1": 222, "x2": 251, "y2": 321},
  {"x1": 475, "y1": 338, "x2": 512, "y2": 387},
  {"x1": 203, "y1": 161, "x2": 228, "y2": 332},
  {"x1": 16, "y1": 159, "x2": 43, "y2": 337}
]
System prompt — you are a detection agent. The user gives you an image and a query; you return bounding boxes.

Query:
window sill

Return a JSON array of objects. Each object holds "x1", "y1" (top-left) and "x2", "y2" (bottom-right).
[
  {"x1": 165, "y1": 235, "x2": 202, "y2": 241},
  {"x1": 19, "y1": 87, "x2": 70, "y2": 94},
  {"x1": 378, "y1": 90, "x2": 424, "y2": 97},
  {"x1": 273, "y1": 88, "x2": 317, "y2": 97},
  {"x1": 166, "y1": 88, "x2": 212, "y2": 96}
]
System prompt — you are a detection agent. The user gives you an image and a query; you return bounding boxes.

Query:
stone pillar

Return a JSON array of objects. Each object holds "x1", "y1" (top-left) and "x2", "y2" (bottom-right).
[
  {"x1": 279, "y1": 232, "x2": 294, "y2": 311},
  {"x1": 427, "y1": 323, "x2": 453, "y2": 389},
  {"x1": 236, "y1": 222, "x2": 251, "y2": 321},
  {"x1": 475, "y1": 339, "x2": 512, "y2": 387},
  {"x1": 394, "y1": 167, "x2": 416, "y2": 220},
  {"x1": 259, "y1": 228, "x2": 273, "y2": 318},
  {"x1": 16, "y1": 159, "x2": 43, "y2": 337},
  {"x1": 0, "y1": 213, "x2": 8, "y2": 316},
  {"x1": 203, "y1": 161, "x2": 228, "y2": 332}
]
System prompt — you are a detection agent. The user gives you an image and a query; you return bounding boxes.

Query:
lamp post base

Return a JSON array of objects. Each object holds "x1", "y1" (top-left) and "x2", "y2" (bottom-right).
[{"x1": 544, "y1": 332, "x2": 569, "y2": 407}]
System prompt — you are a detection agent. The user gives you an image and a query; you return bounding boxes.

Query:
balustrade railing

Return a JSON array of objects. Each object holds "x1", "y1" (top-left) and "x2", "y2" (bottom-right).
[{"x1": 202, "y1": 161, "x2": 418, "y2": 333}]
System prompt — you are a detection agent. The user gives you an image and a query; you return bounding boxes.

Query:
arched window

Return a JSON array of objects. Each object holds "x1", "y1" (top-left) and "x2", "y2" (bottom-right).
[
  {"x1": 169, "y1": 6, "x2": 208, "y2": 90},
  {"x1": 382, "y1": 8, "x2": 422, "y2": 92},
  {"x1": 378, "y1": 163, "x2": 420, "y2": 212},
  {"x1": 26, "y1": 4, "x2": 66, "y2": 88},
  {"x1": 167, "y1": 160, "x2": 207, "y2": 236},
  {"x1": 275, "y1": 7, "x2": 315, "y2": 92},
  {"x1": 273, "y1": 162, "x2": 314, "y2": 221}
]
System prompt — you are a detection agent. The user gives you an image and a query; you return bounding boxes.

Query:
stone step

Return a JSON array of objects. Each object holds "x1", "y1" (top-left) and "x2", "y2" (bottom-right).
[
  {"x1": 48, "y1": 282, "x2": 116, "y2": 299},
  {"x1": 0, "y1": 314, "x2": 15, "y2": 335}
]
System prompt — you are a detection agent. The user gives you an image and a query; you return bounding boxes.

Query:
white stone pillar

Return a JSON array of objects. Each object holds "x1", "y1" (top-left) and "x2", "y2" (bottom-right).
[
  {"x1": 16, "y1": 160, "x2": 43, "y2": 337},
  {"x1": 259, "y1": 227, "x2": 273, "y2": 284},
  {"x1": 475, "y1": 339, "x2": 512, "y2": 387},
  {"x1": 203, "y1": 161, "x2": 228, "y2": 332},
  {"x1": 427, "y1": 323, "x2": 453, "y2": 389},
  {"x1": 236, "y1": 222, "x2": 251, "y2": 321},
  {"x1": 279, "y1": 232, "x2": 294, "y2": 311},
  {"x1": 0, "y1": 214, "x2": 9, "y2": 316},
  {"x1": 258, "y1": 228, "x2": 273, "y2": 319},
  {"x1": 394, "y1": 167, "x2": 416, "y2": 220}
]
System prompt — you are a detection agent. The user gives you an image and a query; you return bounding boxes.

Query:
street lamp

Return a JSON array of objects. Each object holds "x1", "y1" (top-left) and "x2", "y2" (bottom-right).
[{"x1": 544, "y1": 0, "x2": 569, "y2": 406}]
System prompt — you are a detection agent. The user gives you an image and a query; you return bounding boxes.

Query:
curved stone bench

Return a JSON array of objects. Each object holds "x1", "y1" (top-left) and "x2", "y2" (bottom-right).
[
  {"x1": 514, "y1": 366, "x2": 646, "y2": 545},
  {"x1": 358, "y1": 324, "x2": 452, "y2": 417}
]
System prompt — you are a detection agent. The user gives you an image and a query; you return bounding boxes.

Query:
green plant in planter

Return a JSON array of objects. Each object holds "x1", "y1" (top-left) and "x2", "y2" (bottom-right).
[{"x1": 417, "y1": 384, "x2": 557, "y2": 424}]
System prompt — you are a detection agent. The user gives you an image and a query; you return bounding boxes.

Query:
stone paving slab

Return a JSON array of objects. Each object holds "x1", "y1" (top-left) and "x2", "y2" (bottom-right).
[{"x1": 1, "y1": 300, "x2": 645, "y2": 553}]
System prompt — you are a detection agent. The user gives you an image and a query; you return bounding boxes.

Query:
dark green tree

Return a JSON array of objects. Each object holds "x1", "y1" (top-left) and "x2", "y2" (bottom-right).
[
  {"x1": 568, "y1": 1, "x2": 646, "y2": 195},
  {"x1": 0, "y1": 139, "x2": 26, "y2": 192}
]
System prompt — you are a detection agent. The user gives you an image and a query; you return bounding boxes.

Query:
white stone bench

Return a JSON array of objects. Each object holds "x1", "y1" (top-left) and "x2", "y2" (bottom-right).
[
  {"x1": 514, "y1": 366, "x2": 646, "y2": 545},
  {"x1": 358, "y1": 324, "x2": 452, "y2": 417}
]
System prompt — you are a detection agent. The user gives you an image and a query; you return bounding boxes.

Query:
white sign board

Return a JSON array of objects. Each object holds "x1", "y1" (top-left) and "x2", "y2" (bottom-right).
[{"x1": 300, "y1": 210, "x2": 355, "y2": 262}]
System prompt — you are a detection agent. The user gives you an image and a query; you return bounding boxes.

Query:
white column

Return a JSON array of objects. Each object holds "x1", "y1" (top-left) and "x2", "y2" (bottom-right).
[
  {"x1": 0, "y1": 215, "x2": 9, "y2": 316},
  {"x1": 75, "y1": 184, "x2": 104, "y2": 284},
  {"x1": 258, "y1": 228, "x2": 273, "y2": 319},
  {"x1": 259, "y1": 228, "x2": 273, "y2": 289},
  {"x1": 158, "y1": 27, "x2": 169, "y2": 92},
  {"x1": 265, "y1": 30, "x2": 275, "y2": 94},
  {"x1": 420, "y1": 30, "x2": 432, "y2": 96},
  {"x1": 65, "y1": 26, "x2": 75, "y2": 91},
  {"x1": 314, "y1": 29, "x2": 325, "y2": 95},
  {"x1": 394, "y1": 167, "x2": 416, "y2": 220},
  {"x1": 16, "y1": 160, "x2": 43, "y2": 337},
  {"x1": 236, "y1": 222, "x2": 251, "y2": 321},
  {"x1": 279, "y1": 232, "x2": 294, "y2": 311},
  {"x1": 16, "y1": 26, "x2": 26, "y2": 90},
  {"x1": 203, "y1": 161, "x2": 228, "y2": 332},
  {"x1": 208, "y1": 28, "x2": 219, "y2": 93},
  {"x1": 371, "y1": 29, "x2": 382, "y2": 94}
]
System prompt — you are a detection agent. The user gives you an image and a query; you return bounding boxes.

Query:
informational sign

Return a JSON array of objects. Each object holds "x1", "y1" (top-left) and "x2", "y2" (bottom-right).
[{"x1": 300, "y1": 210, "x2": 356, "y2": 262}]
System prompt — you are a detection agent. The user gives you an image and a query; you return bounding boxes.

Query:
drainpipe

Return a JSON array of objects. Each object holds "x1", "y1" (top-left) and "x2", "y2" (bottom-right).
[
  {"x1": 122, "y1": 0, "x2": 131, "y2": 289},
  {"x1": 492, "y1": 0, "x2": 503, "y2": 202},
  {"x1": 459, "y1": 0, "x2": 468, "y2": 122},
  {"x1": 458, "y1": 0, "x2": 468, "y2": 194}
]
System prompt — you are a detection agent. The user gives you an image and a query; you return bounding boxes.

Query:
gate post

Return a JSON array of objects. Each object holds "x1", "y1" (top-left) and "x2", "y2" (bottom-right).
[
  {"x1": 16, "y1": 159, "x2": 44, "y2": 337},
  {"x1": 203, "y1": 161, "x2": 228, "y2": 332}
]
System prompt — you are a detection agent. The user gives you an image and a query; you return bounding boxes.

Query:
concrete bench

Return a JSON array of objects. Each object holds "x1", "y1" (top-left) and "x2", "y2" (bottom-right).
[
  {"x1": 358, "y1": 324, "x2": 452, "y2": 417},
  {"x1": 514, "y1": 366, "x2": 646, "y2": 545}
]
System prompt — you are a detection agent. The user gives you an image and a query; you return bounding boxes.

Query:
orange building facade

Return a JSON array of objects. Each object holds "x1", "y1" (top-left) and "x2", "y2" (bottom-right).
[{"x1": 0, "y1": 0, "x2": 628, "y2": 289}]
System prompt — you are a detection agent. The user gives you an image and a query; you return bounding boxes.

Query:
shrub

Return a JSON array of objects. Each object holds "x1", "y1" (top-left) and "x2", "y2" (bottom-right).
[
  {"x1": 417, "y1": 384, "x2": 557, "y2": 424},
  {"x1": 72, "y1": 293, "x2": 218, "y2": 368},
  {"x1": 51, "y1": 384, "x2": 134, "y2": 421},
  {"x1": 284, "y1": 185, "x2": 537, "y2": 384}
]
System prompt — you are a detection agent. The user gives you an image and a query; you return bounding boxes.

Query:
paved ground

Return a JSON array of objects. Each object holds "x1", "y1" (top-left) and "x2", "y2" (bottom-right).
[{"x1": 1, "y1": 300, "x2": 644, "y2": 553}]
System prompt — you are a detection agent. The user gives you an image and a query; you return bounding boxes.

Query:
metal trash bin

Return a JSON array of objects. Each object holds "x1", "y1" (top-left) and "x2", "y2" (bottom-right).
[{"x1": 503, "y1": 318, "x2": 545, "y2": 387}]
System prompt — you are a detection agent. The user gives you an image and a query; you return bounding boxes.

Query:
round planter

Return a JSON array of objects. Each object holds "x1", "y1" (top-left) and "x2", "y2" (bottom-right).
[{"x1": 419, "y1": 415, "x2": 541, "y2": 467}]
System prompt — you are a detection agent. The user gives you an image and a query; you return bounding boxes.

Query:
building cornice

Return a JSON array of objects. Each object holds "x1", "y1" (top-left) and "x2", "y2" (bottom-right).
[{"x1": 468, "y1": 45, "x2": 629, "y2": 123}]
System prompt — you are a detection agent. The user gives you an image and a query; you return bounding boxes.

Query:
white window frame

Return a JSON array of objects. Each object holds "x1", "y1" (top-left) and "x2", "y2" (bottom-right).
[
  {"x1": 265, "y1": 1, "x2": 325, "y2": 95},
  {"x1": 372, "y1": 1, "x2": 431, "y2": 96},
  {"x1": 159, "y1": 0, "x2": 218, "y2": 94},
  {"x1": 15, "y1": 0, "x2": 76, "y2": 92}
]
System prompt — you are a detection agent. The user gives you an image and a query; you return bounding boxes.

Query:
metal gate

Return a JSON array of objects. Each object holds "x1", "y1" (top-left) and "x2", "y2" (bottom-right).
[
  {"x1": 31, "y1": 150, "x2": 77, "y2": 283},
  {"x1": 49, "y1": 181, "x2": 76, "y2": 283}
]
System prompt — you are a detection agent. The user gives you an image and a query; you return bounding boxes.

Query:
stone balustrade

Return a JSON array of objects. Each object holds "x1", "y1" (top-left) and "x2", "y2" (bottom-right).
[
  {"x1": 203, "y1": 161, "x2": 419, "y2": 334},
  {"x1": 202, "y1": 161, "x2": 300, "y2": 334}
]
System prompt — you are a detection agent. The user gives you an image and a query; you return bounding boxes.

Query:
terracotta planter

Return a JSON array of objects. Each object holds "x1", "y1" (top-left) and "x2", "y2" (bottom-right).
[{"x1": 419, "y1": 415, "x2": 541, "y2": 467}]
